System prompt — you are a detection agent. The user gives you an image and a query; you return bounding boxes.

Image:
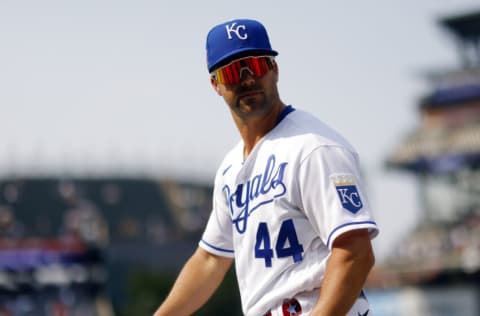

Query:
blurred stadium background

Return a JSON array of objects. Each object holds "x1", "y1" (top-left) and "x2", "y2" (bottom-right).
[
  {"x1": 1, "y1": 6, "x2": 480, "y2": 316},
  {"x1": 365, "y1": 9, "x2": 480, "y2": 316},
  {"x1": 0, "y1": 177, "x2": 236, "y2": 315}
]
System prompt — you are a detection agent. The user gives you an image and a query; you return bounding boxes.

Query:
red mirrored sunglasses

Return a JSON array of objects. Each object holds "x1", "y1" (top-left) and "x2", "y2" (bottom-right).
[{"x1": 211, "y1": 56, "x2": 275, "y2": 85}]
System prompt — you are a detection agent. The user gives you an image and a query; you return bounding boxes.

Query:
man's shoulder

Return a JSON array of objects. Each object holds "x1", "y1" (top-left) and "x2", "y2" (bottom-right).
[{"x1": 279, "y1": 109, "x2": 357, "y2": 153}]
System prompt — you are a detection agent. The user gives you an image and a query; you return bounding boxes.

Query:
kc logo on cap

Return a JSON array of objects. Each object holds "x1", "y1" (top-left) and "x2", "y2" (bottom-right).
[
  {"x1": 206, "y1": 18, "x2": 278, "y2": 73},
  {"x1": 226, "y1": 23, "x2": 248, "y2": 40}
]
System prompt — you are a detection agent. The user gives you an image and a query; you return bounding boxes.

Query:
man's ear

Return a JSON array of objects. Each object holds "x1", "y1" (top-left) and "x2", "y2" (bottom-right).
[
  {"x1": 272, "y1": 59, "x2": 278, "y2": 71},
  {"x1": 210, "y1": 76, "x2": 222, "y2": 95},
  {"x1": 272, "y1": 60, "x2": 279, "y2": 82}
]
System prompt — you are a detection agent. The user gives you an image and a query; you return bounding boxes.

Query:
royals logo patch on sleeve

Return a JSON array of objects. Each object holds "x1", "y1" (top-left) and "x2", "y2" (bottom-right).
[{"x1": 331, "y1": 175, "x2": 363, "y2": 214}]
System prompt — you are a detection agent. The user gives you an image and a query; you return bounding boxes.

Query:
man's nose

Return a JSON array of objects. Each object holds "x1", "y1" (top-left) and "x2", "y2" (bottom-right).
[{"x1": 239, "y1": 67, "x2": 255, "y2": 86}]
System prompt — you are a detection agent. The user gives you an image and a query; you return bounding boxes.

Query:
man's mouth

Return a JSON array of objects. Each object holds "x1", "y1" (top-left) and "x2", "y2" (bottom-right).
[{"x1": 239, "y1": 90, "x2": 262, "y2": 98}]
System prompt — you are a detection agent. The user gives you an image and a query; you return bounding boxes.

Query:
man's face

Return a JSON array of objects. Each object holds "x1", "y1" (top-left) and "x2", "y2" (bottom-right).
[{"x1": 211, "y1": 56, "x2": 279, "y2": 120}]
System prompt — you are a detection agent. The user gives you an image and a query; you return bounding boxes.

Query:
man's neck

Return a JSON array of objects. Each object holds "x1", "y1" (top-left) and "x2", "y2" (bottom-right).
[{"x1": 234, "y1": 102, "x2": 286, "y2": 159}]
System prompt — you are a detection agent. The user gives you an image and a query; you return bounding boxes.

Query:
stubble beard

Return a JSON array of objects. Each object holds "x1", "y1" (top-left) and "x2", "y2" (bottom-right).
[{"x1": 234, "y1": 91, "x2": 274, "y2": 119}]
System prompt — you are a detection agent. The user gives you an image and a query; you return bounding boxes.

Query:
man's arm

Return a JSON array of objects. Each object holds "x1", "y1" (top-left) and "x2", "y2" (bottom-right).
[
  {"x1": 310, "y1": 229, "x2": 375, "y2": 316},
  {"x1": 152, "y1": 247, "x2": 234, "y2": 316}
]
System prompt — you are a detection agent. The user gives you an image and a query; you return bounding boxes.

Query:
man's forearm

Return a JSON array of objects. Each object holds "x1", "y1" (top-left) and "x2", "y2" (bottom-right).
[
  {"x1": 153, "y1": 247, "x2": 233, "y2": 316},
  {"x1": 310, "y1": 229, "x2": 374, "y2": 316}
]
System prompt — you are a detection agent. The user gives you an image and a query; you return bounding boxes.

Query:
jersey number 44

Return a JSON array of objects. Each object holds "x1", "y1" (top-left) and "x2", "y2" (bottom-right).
[{"x1": 254, "y1": 219, "x2": 304, "y2": 267}]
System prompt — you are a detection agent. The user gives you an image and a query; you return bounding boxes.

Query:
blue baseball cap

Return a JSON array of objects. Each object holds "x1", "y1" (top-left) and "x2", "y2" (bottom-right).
[{"x1": 206, "y1": 19, "x2": 278, "y2": 73}]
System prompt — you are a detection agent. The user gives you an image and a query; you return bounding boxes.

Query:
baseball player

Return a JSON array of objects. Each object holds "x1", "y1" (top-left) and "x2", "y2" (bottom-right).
[{"x1": 153, "y1": 19, "x2": 379, "y2": 316}]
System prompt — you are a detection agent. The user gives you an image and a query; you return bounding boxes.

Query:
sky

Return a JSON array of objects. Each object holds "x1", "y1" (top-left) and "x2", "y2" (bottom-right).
[{"x1": 1, "y1": 1, "x2": 479, "y2": 260}]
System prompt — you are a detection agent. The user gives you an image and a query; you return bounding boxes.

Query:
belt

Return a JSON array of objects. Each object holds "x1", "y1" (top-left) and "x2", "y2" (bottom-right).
[{"x1": 263, "y1": 298, "x2": 302, "y2": 316}]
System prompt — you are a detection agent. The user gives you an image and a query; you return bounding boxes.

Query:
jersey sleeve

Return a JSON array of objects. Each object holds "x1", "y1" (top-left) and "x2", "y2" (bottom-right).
[
  {"x1": 297, "y1": 145, "x2": 379, "y2": 249},
  {"x1": 199, "y1": 172, "x2": 235, "y2": 258}
]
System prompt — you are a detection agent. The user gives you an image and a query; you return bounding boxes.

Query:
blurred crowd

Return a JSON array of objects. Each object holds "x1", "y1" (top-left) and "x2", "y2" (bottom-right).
[
  {"x1": 368, "y1": 209, "x2": 480, "y2": 288},
  {"x1": 0, "y1": 177, "x2": 213, "y2": 315}
]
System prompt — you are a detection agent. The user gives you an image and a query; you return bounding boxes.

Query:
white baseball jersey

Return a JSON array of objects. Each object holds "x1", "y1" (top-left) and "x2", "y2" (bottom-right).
[{"x1": 199, "y1": 106, "x2": 379, "y2": 316}]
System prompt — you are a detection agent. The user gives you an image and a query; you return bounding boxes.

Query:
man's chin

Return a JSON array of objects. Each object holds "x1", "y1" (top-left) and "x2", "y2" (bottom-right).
[
  {"x1": 238, "y1": 95, "x2": 265, "y2": 109},
  {"x1": 236, "y1": 103, "x2": 270, "y2": 118}
]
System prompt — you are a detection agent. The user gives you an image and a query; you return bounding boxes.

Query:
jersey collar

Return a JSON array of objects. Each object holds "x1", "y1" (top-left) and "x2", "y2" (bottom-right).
[{"x1": 275, "y1": 105, "x2": 295, "y2": 126}]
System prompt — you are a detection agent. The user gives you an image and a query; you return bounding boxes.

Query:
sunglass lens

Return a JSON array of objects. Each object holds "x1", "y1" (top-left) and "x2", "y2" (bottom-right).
[{"x1": 215, "y1": 57, "x2": 271, "y2": 84}]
